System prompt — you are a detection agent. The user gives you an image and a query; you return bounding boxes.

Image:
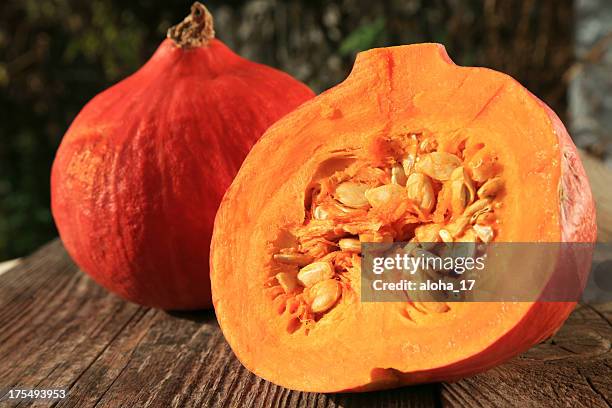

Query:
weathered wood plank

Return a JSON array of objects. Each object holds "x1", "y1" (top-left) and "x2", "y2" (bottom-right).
[
  {"x1": 2, "y1": 240, "x2": 611, "y2": 407},
  {"x1": 441, "y1": 303, "x2": 612, "y2": 408}
]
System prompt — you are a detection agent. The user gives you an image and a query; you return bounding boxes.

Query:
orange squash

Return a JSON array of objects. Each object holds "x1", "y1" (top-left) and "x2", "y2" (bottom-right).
[
  {"x1": 50, "y1": 3, "x2": 314, "y2": 310},
  {"x1": 210, "y1": 44, "x2": 596, "y2": 392}
]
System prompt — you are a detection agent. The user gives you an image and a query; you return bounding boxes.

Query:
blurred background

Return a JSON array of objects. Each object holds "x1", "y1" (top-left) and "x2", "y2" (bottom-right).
[{"x1": 0, "y1": 0, "x2": 610, "y2": 262}]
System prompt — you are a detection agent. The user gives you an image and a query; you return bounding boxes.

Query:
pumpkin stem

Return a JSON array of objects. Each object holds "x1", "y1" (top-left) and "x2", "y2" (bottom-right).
[{"x1": 167, "y1": 2, "x2": 215, "y2": 48}]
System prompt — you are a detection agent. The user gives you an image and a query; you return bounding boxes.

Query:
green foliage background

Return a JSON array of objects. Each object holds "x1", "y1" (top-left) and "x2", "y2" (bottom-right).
[{"x1": 0, "y1": 0, "x2": 573, "y2": 261}]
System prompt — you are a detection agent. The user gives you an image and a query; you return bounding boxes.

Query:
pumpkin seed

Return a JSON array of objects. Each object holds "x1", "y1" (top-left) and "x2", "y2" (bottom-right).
[
  {"x1": 477, "y1": 177, "x2": 503, "y2": 198},
  {"x1": 364, "y1": 184, "x2": 405, "y2": 207},
  {"x1": 310, "y1": 279, "x2": 341, "y2": 313},
  {"x1": 333, "y1": 201, "x2": 366, "y2": 214},
  {"x1": 402, "y1": 155, "x2": 416, "y2": 176},
  {"x1": 414, "y1": 152, "x2": 462, "y2": 181},
  {"x1": 469, "y1": 205, "x2": 493, "y2": 224},
  {"x1": 468, "y1": 154, "x2": 497, "y2": 182},
  {"x1": 473, "y1": 224, "x2": 494, "y2": 243},
  {"x1": 406, "y1": 173, "x2": 435, "y2": 212},
  {"x1": 338, "y1": 238, "x2": 361, "y2": 253},
  {"x1": 391, "y1": 163, "x2": 408, "y2": 186},
  {"x1": 297, "y1": 261, "x2": 334, "y2": 287},
  {"x1": 274, "y1": 253, "x2": 314, "y2": 266},
  {"x1": 335, "y1": 182, "x2": 370, "y2": 208},
  {"x1": 276, "y1": 272, "x2": 299, "y2": 293},
  {"x1": 463, "y1": 198, "x2": 492, "y2": 218},
  {"x1": 450, "y1": 167, "x2": 475, "y2": 214}
]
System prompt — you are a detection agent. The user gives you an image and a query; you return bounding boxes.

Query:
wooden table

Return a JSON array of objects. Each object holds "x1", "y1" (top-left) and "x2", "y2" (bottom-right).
[{"x1": 1, "y1": 153, "x2": 612, "y2": 408}]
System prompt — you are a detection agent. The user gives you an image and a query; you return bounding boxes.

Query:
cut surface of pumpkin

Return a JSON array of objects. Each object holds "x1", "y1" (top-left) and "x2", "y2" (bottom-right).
[{"x1": 210, "y1": 44, "x2": 596, "y2": 392}]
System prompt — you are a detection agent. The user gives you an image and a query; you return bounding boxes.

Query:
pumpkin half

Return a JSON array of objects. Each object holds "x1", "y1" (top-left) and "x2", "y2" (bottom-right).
[
  {"x1": 210, "y1": 44, "x2": 596, "y2": 392},
  {"x1": 50, "y1": 3, "x2": 314, "y2": 310}
]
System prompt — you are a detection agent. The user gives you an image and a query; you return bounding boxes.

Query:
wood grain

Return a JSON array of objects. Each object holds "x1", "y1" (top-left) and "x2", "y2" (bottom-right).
[
  {"x1": 0, "y1": 240, "x2": 611, "y2": 407},
  {"x1": 441, "y1": 303, "x2": 612, "y2": 408}
]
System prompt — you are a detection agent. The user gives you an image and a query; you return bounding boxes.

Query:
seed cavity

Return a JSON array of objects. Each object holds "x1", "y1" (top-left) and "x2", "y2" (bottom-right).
[{"x1": 270, "y1": 132, "x2": 503, "y2": 329}]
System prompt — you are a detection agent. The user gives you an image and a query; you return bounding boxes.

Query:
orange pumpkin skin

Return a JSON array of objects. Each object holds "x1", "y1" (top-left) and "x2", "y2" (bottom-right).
[
  {"x1": 210, "y1": 44, "x2": 596, "y2": 392},
  {"x1": 51, "y1": 5, "x2": 314, "y2": 310}
]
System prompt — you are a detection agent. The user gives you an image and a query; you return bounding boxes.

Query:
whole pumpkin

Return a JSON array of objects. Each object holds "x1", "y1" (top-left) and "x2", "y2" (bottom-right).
[{"x1": 51, "y1": 2, "x2": 314, "y2": 309}]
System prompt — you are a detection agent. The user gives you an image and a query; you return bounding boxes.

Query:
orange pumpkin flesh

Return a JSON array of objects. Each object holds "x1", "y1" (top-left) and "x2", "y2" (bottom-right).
[{"x1": 210, "y1": 44, "x2": 596, "y2": 392}]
